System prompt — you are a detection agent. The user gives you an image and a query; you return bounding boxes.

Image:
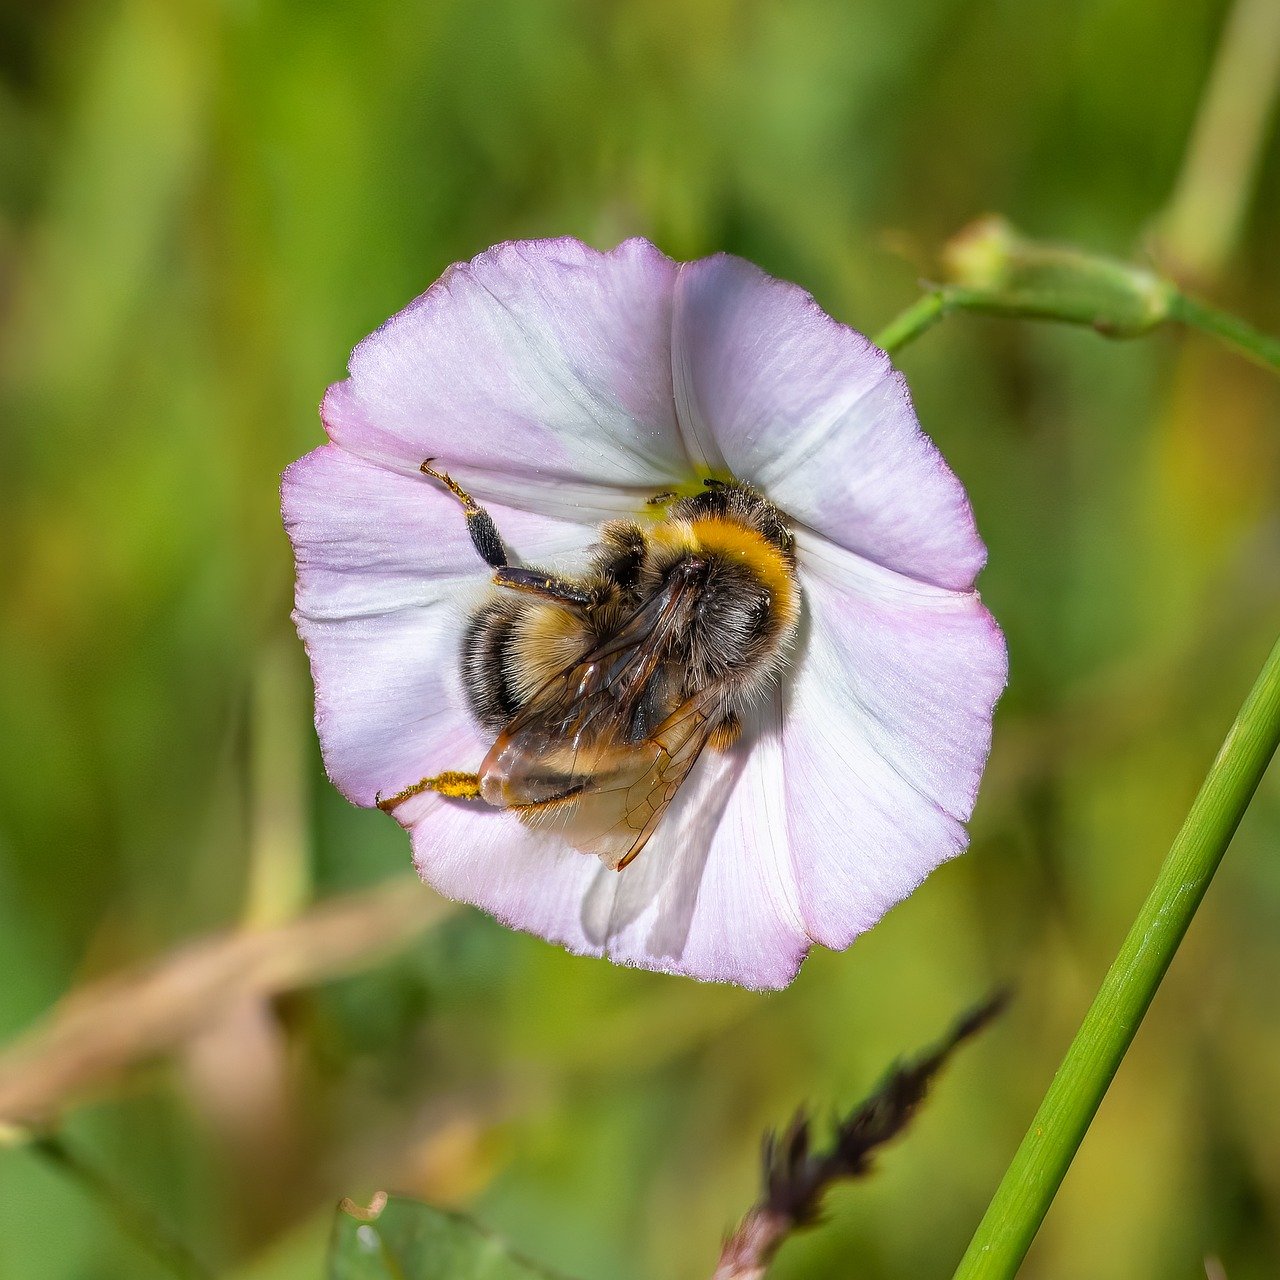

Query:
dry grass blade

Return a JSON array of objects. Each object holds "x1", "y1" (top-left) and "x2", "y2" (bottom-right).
[{"x1": 0, "y1": 877, "x2": 451, "y2": 1127}]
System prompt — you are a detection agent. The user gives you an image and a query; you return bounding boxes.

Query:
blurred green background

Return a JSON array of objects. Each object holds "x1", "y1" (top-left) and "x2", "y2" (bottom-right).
[{"x1": 2, "y1": 0, "x2": 1279, "y2": 1277}]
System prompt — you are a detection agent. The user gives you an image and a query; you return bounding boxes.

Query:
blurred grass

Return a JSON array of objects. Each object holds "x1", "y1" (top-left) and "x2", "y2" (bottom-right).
[{"x1": 1, "y1": 1, "x2": 1279, "y2": 1278}]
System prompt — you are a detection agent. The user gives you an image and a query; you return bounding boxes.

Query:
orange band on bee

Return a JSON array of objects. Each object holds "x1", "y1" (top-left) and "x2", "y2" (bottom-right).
[
  {"x1": 646, "y1": 516, "x2": 795, "y2": 612},
  {"x1": 687, "y1": 516, "x2": 798, "y2": 620}
]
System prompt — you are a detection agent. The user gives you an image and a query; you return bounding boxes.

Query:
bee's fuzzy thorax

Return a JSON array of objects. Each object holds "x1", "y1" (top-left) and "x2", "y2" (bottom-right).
[
  {"x1": 624, "y1": 488, "x2": 801, "y2": 704},
  {"x1": 686, "y1": 515, "x2": 798, "y2": 629}
]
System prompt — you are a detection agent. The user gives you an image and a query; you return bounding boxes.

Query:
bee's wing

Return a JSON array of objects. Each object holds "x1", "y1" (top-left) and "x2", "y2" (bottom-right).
[
  {"x1": 478, "y1": 566, "x2": 720, "y2": 868},
  {"x1": 512, "y1": 693, "x2": 719, "y2": 870}
]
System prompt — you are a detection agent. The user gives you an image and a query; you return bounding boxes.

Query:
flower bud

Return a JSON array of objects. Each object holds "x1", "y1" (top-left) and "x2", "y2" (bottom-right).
[{"x1": 943, "y1": 217, "x2": 1175, "y2": 338}]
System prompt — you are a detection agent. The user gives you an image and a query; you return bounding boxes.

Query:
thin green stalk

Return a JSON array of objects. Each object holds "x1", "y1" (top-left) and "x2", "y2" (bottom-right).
[
  {"x1": 872, "y1": 290, "x2": 948, "y2": 354},
  {"x1": 953, "y1": 634, "x2": 1280, "y2": 1279},
  {"x1": 34, "y1": 1135, "x2": 215, "y2": 1280},
  {"x1": 874, "y1": 220, "x2": 1280, "y2": 373},
  {"x1": 1169, "y1": 291, "x2": 1280, "y2": 372}
]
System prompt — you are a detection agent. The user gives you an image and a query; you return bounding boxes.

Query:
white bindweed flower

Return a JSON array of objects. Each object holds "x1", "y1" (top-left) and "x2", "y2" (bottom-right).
[{"x1": 282, "y1": 237, "x2": 1006, "y2": 990}]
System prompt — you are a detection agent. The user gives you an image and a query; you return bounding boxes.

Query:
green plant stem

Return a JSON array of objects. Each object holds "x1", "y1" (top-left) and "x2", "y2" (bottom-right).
[
  {"x1": 874, "y1": 282, "x2": 1280, "y2": 373},
  {"x1": 1169, "y1": 291, "x2": 1280, "y2": 371},
  {"x1": 873, "y1": 286, "x2": 1104, "y2": 355},
  {"x1": 34, "y1": 1135, "x2": 215, "y2": 1280},
  {"x1": 952, "y1": 634, "x2": 1280, "y2": 1279},
  {"x1": 871, "y1": 290, "x2": 948, "y2": 354}
]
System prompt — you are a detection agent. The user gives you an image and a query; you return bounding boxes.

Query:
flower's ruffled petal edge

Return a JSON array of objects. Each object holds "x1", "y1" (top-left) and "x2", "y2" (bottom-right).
[
  {"x1": 782, "y1": 532, "x2": 1008, "y2": 949},
  {"x1": 282, "y1": 444, "x2": 594, "y2": 806},
  {"x1": 673, "y1": 253, "x2": 987, "y2": 592},
  {"x1": 285, "y1": 238, "x2": 1007, "y2": 987},
  {"x1": 402, "y1": 690, "x2": 810, "y2": 990},
  {"x1": 321, "y1": 237, "x2": 693, "y2": 522}
]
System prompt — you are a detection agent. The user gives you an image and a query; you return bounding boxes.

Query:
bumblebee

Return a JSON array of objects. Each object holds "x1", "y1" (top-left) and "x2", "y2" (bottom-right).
[{"x1": 377, "y1": 462, "x2": 801, "y2": 870}]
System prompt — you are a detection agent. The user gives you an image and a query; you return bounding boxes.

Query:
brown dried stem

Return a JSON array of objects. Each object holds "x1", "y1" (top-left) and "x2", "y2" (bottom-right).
[
  {"x1": 0, "y1": 876, "x2": 452, "y2": 1128},
  {"x1": 713, "y1": 991, "x2": 1009, "y2": 1280}
]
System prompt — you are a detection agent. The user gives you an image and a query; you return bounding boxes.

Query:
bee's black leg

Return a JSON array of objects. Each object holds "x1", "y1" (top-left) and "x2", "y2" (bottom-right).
[
  {"x1": 420, "y1": 460, "x2": 508, "y2": 569},
  {"x1": 421, "y1": 460, "x2": 592, "y2": 607},
  {"x1": 492, "y1": 566, "x2": 593, "y2": 607}
]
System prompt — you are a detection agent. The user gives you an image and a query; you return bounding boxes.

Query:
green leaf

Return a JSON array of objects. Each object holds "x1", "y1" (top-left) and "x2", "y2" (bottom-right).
[{"x1": 327, "y1": 1194, "x2": 569, "y2": 1280}]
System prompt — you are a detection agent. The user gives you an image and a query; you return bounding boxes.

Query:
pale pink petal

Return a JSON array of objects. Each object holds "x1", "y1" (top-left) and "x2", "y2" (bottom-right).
[
  {"x1": 589, "y1": 691, "x2": 807, "y2": 987},
  {"x1": 782, "y1": 533, "x2": 1007, "y2": 949},
  {"x1": 285, "y1": 240, "x2": 1007, "y2": 989},
  {"x1": 282, "y1": 444, "x2": 591, "y2": 806},
  {"x1": 400, "y1": 788, "x2": 605, "y2": 956},
  {"x1": 406, "y1": 692, "x2": 809, "y2": 989},
  {"x1": 672, "y1": 254, "x2": 985, "y2": 591},
  {"x1": 322, "y1": 238, "x2": 690, "y2": 516}
]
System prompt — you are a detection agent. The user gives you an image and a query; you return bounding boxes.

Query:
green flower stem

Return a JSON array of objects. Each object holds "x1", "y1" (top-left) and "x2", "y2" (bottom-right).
[
  {"x1": 1167, "y1": 291, "x2": 1280, "y2": 372},
  {"x1": 875, "y1": 283, "x2": 1280, "y2": 373},
  {"x1": 873, "y1": 224, "x2": 1280, "y2": 1275},
  {"x1": 874, "y1": 221, "x2": 1280, "y2": 373},
  {"x1": 871, "y1": 290, "x2": 948, "y2": 354},
  {"x1": 953, "y1": 633, "x2": 1280, "y2": 1279},
  {"x1": 34, "y1": 1135, "x2": 215, "y2": 1280},
  {"x1": 872, "y1": 283, "x2": 1150, "y2": 356}
]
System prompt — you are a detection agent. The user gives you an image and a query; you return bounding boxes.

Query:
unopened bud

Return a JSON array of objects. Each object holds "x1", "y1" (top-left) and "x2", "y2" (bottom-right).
[{"x1": 943, "y1": 217, "x2": 1175, "y2": 338}]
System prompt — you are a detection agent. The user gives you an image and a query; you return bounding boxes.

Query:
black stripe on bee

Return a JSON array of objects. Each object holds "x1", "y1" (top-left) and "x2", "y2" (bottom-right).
[{"x1": 463, "y1": 600, "x2": 524, "y2": 732}]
